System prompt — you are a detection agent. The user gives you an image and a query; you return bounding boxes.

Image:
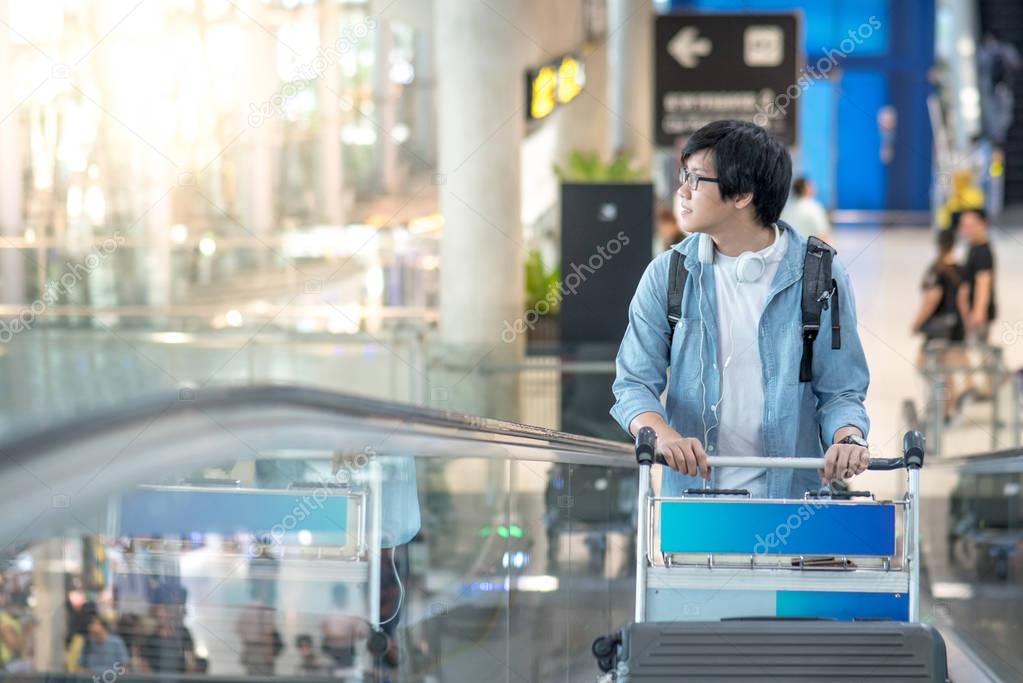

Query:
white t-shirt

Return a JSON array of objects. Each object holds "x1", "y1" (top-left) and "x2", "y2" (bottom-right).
[{"x1": 709, "y1": 228, "x2": 788, "y2": 497}]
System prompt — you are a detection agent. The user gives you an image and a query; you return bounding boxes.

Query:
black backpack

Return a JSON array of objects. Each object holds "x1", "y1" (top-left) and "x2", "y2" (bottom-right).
[{"x1": 666, "y1": 235, "x2": 840, "y2": 382}]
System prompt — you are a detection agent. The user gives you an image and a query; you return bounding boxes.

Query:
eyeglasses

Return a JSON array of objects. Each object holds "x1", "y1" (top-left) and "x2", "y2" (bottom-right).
[{"x1": 679, "y1": 168, "x2": 719, "y2": 192}]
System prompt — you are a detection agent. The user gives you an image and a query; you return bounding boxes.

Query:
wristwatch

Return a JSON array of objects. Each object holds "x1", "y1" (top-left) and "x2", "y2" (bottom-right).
[{"x1": 838, "y1": 434, "x2": 869, "y2": 449}]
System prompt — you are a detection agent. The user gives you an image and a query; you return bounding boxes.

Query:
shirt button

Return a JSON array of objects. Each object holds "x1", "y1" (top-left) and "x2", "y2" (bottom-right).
[{"x1": 708, "y1": 445, "x2": 715, "y2": 452}]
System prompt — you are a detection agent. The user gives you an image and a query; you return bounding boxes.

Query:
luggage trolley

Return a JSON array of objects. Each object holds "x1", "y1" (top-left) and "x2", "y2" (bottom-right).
[{"x1": 593, "y1": 428, "x2": 950, "y2": 682}]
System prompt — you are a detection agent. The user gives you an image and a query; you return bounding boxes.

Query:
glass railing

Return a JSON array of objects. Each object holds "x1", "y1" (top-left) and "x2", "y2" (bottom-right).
[
  {"x1": 0, "y1": 385, "x2": 636, "y2": 682},
  {"x1": 0, "y1": 225, "x2": 440, "y2": 315},
  {"x1": 0, "y1": 324, "x2": 625, "y2": 450},
  {"x1": 918, "y1": 450, "x2": 1023, "y2": 682},
  {"x1": 0, "y1": 325, "x2": 430, "y2": 439}
]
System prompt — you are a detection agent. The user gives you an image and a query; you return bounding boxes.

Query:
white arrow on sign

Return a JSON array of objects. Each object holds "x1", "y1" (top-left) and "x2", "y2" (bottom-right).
[{"x1": 668, "y1": 26, "x2": 712, "y2": 68}]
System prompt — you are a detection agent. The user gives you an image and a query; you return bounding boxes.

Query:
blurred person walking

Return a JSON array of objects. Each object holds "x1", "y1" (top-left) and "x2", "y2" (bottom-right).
[
  {"x1": 140, "y1": 603, "x2": 197, "y2": 673},
  {"x1": 910, "y1": 229, "x2": 966, "y2": 420},
  {"x1": 958, "y1": 209, "x2": 997, "y2": 343},
  {"x1": 780, "y1": 176, "x2": 832, "y2": 243},
  {"x1": 233, "y1": 564, "x2": 280, "y2": 678},
  {"x1": 656, "y1": 203, "x2": 685, "y2": 252},
  {"x1": 957, "y1": 208, "x2": 998, "y2": 401},
  {"x1": 978, "y1": 30, "x2": 1021, "y2": 147}
]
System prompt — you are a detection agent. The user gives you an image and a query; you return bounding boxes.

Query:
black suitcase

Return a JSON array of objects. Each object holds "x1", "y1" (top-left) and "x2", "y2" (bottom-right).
[{"x1": 594, "y1": 619, "x2": 950, "y2": 682}]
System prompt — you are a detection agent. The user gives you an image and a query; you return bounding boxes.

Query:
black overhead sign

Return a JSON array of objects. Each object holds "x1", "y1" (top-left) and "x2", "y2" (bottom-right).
[{"x1": 655, "y1": 13, "x2": 800, "y2": 146}]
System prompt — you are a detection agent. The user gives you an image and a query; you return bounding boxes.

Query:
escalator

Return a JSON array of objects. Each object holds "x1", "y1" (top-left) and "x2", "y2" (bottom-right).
[
  {"x1": 0, "y1": 385, "x2": 638, "y2": 682},
  {"x1": 0, "y1": 385, "x2": 1013, "y2": 681}
]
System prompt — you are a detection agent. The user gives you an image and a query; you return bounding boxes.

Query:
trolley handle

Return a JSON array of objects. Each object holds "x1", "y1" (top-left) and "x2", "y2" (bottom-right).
[
  {"x1": 635, "y1": 426, "x2": 657, "y2": 465},
  {"x1": 635, "y1": 429, "x2": 926, "y2": 471}
]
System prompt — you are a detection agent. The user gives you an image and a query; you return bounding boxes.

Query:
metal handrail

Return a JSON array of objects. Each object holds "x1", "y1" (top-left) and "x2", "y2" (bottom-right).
[
  {"x1": 0, "y1": 383, "x2": 633, "y2": 469},
  {"x1": 0, "y1": 304, "x2": 439, "y2": 322}
]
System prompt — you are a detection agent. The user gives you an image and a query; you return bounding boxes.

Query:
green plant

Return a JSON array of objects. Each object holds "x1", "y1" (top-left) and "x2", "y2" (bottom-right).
[
  {"x1": 553, "y1": 149, "x2": 645, "y2": 182},
  {"x1": 524, "y1": 248, "x2": 560, "y2": 315}
]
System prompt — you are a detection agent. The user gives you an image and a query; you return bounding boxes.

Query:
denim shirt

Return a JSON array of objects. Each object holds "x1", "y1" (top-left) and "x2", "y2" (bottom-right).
[{"x1": 610, "y1": 223, "x2": 870, "y2": 499}]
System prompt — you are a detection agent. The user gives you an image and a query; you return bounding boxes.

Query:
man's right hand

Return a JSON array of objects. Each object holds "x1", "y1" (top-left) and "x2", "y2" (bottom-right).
[{"x1": 657, "y1": 430, "x2": 711, "y2": 479}]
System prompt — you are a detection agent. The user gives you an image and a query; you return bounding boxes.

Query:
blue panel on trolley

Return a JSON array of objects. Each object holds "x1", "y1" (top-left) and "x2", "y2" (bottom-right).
[
  {"x1": 119, "y1": 488, "x2": 349, "y2": 537},
  {"x1": 777, "y1": 590, "x2": 909, "y2": 621},
  {"x1": 659, "y1": 500, "x2": 896, "y2": 556}
]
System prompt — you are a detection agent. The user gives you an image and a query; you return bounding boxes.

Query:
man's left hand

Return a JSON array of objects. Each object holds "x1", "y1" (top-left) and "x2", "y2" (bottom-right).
[{"x1": 820, "y1": 442, "x2": 870, "y2": 484}]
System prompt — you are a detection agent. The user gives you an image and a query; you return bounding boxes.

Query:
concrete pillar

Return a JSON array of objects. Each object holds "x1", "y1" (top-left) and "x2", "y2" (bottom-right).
[
  {"x1": 0, "y1": 0, "x2": 25, "y2": 304},
  {"x1": 146, "y1": 163, "x2": 173, "y2": 309},
  {"x1": 435, "y1": 0, "x2": 527, "y2": 419},
  {"x1": 241, "y1": 0, "x2": 276, "y2": 238},
  {"x1": 412, "y1": 30, "x2": 437, "y2": 166},
  {"x1": 318, "y1": 0, "x2": 344, "y2": 225},
  {"x1": 946, "y1": 0, "x2": 981, "y2": 154},
  {"x1": 607, "y1": 0, "x2": 654, "y2": 170},
  {"x1": 374, "y1": 18, "x2": 400, "y2": 194}
]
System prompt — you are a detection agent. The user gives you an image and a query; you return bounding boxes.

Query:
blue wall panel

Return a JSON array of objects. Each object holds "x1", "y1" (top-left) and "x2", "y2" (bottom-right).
[
  {"x1": 799, "y1": 79, "x2": 835, "y2": 207},
  {"x1": 836, "y1": 69, "x2": 888, "y2": 209}
]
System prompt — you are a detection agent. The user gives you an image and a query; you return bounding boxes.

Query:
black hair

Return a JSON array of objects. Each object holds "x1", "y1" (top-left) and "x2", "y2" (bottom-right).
[
  {"x1": 936, "y1": 228, "x2": 956, "y2": 253},
  {"x1": 681, "y1": 119, "x2": 792, "y2": 226},
  {"x1": 792, "y1": 176, "x2": 810, "y2": 196},
  {"x1": 959, "y1": 207, "x2": 987, "y2": 223},
  {"x1": 934, "y1": 229, "x2": 961, "y2": 286},
  {"x1": 86, "y1": 612, "x2": 110, "y2": 633},
  {"x1": 296, "y1": 634, "x2": 314, "y2": 648}
]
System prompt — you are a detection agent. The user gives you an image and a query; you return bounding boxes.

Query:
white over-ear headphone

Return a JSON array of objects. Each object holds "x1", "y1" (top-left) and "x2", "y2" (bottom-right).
[{"x1": 697, "y1": 223, "x2": 782, "y2": 283}]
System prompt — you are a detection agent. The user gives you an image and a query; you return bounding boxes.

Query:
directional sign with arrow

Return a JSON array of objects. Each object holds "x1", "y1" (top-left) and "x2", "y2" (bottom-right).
[
  {"x1": 655, "y1": 13, "x2": 800, "y2": 146},
  {"x1": 667, "y1": 26, "x2": 712, "y2": 68}
]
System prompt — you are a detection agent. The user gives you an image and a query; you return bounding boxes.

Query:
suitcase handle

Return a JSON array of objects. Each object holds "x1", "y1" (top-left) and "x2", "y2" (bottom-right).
[{"x1": 635, "y1": 429, "x2": 927, "y2": 471}]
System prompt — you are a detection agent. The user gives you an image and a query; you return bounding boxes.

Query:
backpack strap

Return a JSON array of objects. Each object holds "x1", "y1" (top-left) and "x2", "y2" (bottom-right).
[
  {"x1": 667, "y1": 249, "x2": 687, "y2": 345},
  {"x1": 800, "y1": 237, "x2": 840, "y2": 382}
]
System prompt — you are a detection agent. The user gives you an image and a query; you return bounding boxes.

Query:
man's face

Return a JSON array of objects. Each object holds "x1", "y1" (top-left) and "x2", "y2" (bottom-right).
[
  {"x1": 958, "y1": 211, "x2": 986, "y2": 243},
  {"x1": 676, "y1": 149, "x2": 741, "y2": 237}
]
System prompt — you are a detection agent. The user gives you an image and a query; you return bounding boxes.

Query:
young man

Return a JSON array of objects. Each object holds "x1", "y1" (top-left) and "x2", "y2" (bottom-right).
[{"x1": 611, "y1": 120, "x2": 870, "y2": 498}]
